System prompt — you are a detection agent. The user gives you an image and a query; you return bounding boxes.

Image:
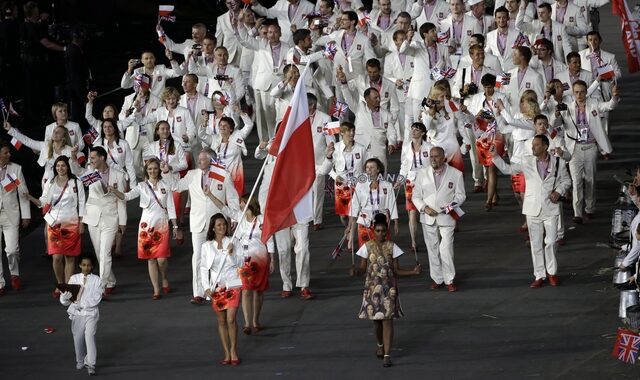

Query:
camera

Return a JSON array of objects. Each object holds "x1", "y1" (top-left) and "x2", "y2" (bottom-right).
[
  {"x1": 480, "y1": 110, "x2": 494, "y2": 119},
  {"x1": 192, "y1": 43, "x2": 202, "y2": 56},
  {"x1": 548, "y1": 87, "x2": 556, "y2": 95},
  {"x1": 313, "y1": 19, "x2": 328, "y2": 29},
  {"x1": 556, "y1": 103, "x2": 568, "y2": 111},
  {"x1": 213, "y1": 74, "x2": 230, "y2": 81},
  {"x1": 421, "y1": 97, "x2": 441, "y2": 108},
  {"x1": 132, "y1": 59, "x2": 141, "y2": 65},
  {"x1": 467, "y1": 83, "x2": 479, "y2": 96}
]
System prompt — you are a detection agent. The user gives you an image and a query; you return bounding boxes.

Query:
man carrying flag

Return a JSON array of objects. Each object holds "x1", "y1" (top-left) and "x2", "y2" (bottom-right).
[
  {"x1": 0, "y1": 142, "x2": 31, "y2": 295},
  {"x1": 259, "y1": 65, "x2": 316, "y2": 300}
]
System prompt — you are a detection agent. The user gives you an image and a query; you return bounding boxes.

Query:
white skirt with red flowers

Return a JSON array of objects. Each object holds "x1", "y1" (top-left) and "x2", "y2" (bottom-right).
[{"x1": 137, "y1": 213, "x2": 171, "y2": 260}]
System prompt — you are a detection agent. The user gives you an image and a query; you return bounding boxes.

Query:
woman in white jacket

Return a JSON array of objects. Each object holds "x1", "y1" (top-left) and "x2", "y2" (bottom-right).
[
  {"x1": 110, "y1": 159, "x2": 180, "y2": 299},
  {"x1": 200, "y1": 213, "x2": 244, "y2": 366}
]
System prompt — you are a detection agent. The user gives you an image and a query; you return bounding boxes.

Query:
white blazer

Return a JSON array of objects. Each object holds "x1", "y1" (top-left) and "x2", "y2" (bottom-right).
[
  {"x1": 515, "y1": 12, "x2": 572, "y2": 63},
  {"x1": 503, "y1": 66, "x2": 545, "y2": 112},
  {"x1": 80, "y1": 166, "x2": 128, "y2": 227},
  {"x1": 411, "y1": 165, "x2": 466, "y2": 226},
  {"x1": 0, "y1": 163, "x2": 31, "y2": 223},
  {"x1": 315, "y1": 30, "x2": 376, "y2": 79},
  {"x1": 236, "y1": 25, "x2": 291, "y2": 92},
  {"x1": 124, "y1": 179, "x2": 177, "y2": 220},
  {"x1": 578, "y1": 48, "x2": 621, "y2": 101},
  {"x1": 318, "y1": 141, "x2": 368, "y2": 180},
  {"x1": 485, "y1": 27, "x2": 523, "y2": 72},
  {"x1": 216, "y1": 11, "x2": 244, "y2": 63},
  {"x1": 451, "y1": 65, "x2": 497, "y2": 101},
  {"x1": 553, "y1": 98, "x2": 617, "y2": 155},
  {"x1": 138, "y1": 106, "x2": 197, "y2": 152},
  {"x1": 179, "y1": 93, "x2": 213, "y2": 129},
  {"x1": 409, "y1": 0, "x2": 451, "y2": 28},
  {"x1": 119, "y1": 92, "x2": 161, "y2": 150},
  {"x1": 383, "y1": 48, "x2": 415, "y2": 103},
  {"x1": 399, "y1": 40, "x2": 451, "y2": 100},
  {"x1": 438, "y1": 14, "x2": 482, "y2": 54},
  {"x1": 188, "y1": 62, "x2": 245, "y2": 102},
  {"x1": 120, "y1": 63, "x2": 182, "y2": 98},
  {"x1": 252, "y1": 0, "x2": 316, "y2": 42},
  {"x1": 45, "y1": 121, "x2": 84, "y2": 152},
  {"x1": 551, "y1": 1, "x2": 588, "y2": 52}
]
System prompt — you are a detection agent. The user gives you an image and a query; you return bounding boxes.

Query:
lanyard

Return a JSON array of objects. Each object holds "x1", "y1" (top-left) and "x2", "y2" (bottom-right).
[
  {"x1": 107, "y1": 143, "x2": 120, "y2": 167},
  {"x1": 146, "y1": 181, "x2": 167, "y2": 211},
  {"x1": 53, "y1": 181, "x2": 69, "y2": 207},
  {"x1": 369, "y1": 186, "x2": 380, "y2": 207},
  {"x1": 170, "y1": 115, "x2": 175, "y2": 134},
  {"x1": 218, "y1": 141, "x2": 229, "y2": 159},
  {"x1": 160, "y1": 141, "x2": 169, "y2": 161},
  {"x1": 412, "y1": 142, "x2": 423, "y2": 169},
  {"x1": 248, "y1": 218, "x2": 257, "y2": 240}
]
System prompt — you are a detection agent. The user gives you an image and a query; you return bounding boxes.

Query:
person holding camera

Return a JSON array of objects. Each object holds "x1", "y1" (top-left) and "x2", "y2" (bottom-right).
[
  {"x1": 188, "y1": 46, "x2": 245, "y2": 104},
  {"x1": 529, "y1": 38, "x2": 567, "y2": 85},
  {"x1": 452, "y1": 44, "x2": 496, "y2": 101},
  {"x1": 540, "y1": 79, "x2": 573, "y2": 118},
  {"x1": 121, "y1": 50, "x2": 182, "y2": 98},
  {"x1": 553, "y1": 79, "x2": 618, "y2": 224},
  {"x1": 157, "y1": 22, "x2": 207, "y2": 59},
  {"x1": 491, "y1": 135, "x2": 571, "y2": 288}
]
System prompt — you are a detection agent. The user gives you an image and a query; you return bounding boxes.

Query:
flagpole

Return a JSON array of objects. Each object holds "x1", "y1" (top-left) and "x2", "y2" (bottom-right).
[{"x1": 229, "y1": 155, "x2": 270, "y2": 242}]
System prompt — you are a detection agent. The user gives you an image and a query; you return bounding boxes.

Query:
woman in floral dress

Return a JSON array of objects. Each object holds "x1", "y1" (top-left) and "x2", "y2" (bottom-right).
[
  {"x1": 111, "y1": 158, "x2": 180, "y2": 299},
  {"x1": 351, "y1": 214, "x2": 421, "y2": 368}
]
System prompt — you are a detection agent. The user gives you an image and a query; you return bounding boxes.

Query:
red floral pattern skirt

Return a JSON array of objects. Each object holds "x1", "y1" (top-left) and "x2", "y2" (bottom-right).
[
  {"x1": 47, "y1": 223, "x2": 81, "y2": 256},
  {"x1": 137, "y1": 221, "x2": 171, "y2": 259},
  {"x1": 212, "y1": 288, "x2": 241, "y2": 312}
]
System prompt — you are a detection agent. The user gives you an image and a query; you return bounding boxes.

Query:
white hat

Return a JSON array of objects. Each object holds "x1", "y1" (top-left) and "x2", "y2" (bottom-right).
[{"x1": 467, "y1": 0, "x2": 484, "y2": 6}]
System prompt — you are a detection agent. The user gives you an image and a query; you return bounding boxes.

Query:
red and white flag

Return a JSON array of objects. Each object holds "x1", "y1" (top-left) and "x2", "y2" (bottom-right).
[
  {"x1": 1, "y1": 175, "x2": 20, "y2": 192},
  {"x1": 612, "y1": 0, "x2": 640, "y2": 73},
  {"x1": 443, "y1": 202, "x2": 465, "y2": 220},
  {"x1": 322, "y1": 121, "x2": 341, "y2": 136},
  {"x1": 437, "y1": 30, "x2": 450, "y2": 43},
  {"x1": 10, "y1": 137, "x2": 22, "y2": 150},
  {"x1": 495, "y1": 73, "x2": 511, "y2": 88},
  {"x1": 444, "y1": 99, "x2": 459, "y2": 113},
  {"x1": 77, "y1": 152, "x2": 87, "y2": 166},
  {"x1": 209, "y1": 160, "x2": 226, "y2": 182},
  {"x1": 262, "y1": 66, "x2": 315, "y2": 243},
  {"x1": 597, "y1": 64, "x2": 616, "y2": 80},
  {"x1": 158, "y1": 5, "x2": 176, "y2": 22}
]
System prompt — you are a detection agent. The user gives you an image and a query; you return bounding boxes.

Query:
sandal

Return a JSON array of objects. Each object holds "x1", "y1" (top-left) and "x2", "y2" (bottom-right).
[
  {"x1": 220, "y1": 359, "x2": 230, "y2": 365},
  {"x1": 252, "y1": 325, "x2": 263, "y2": 334},
  {"x1": 383, "y1": 355, "x2": 392, "y2": 367},
  {"x1": 152, "y1": 294, "x2": 161, "y2": 300},
  {"x1": 376, "y1": 344, "x2": 384, "y2": 358},
  {"x1": 242, "y1": 326, "x2": 251, "y2": 335}
]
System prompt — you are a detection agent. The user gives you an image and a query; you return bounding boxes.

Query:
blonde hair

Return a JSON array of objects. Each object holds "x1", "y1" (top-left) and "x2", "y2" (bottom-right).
[
  {"x1": 428, "y1": 86, "x2": 446, "y2": 101},
  {"x1": 161, "y1": 87, "x2": 181, "y2": 105},
  {"x1": 520, "y1": 90, "x2": 540, "y2": 119},
  {"x1": 48, "y1": 126, "x2": 72, "y2": 159},
  {"x1": 51, "y1": 102, "x2": 68, "y2": 121}
]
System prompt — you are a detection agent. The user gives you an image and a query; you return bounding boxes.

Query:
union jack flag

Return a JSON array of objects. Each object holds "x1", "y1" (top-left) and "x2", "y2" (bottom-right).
[
  {"x1": 431, "y1": 66, "x2": 457, "y2": 80},
  {"x1": 512, "y1": 32, "x2": 530, "y2": 48},
  {"x1": 613, "y1": 328, "x2": 640, "y2": 364},
  {"x1": 437, "y1": 30, "x2": 450, "y2": 43},
  {"x1": 324, "y1": 41, "x2": 338, "y2": 61},
  {"x1": 495, "y1": 73, "x2": 511, "y2": 88},
  {"x1": 329, "y1": 101, "x2": 348, "y2": 119},
  {"x1": 83, "y1": 127, "x2": 99, "y2": 146},
  {"x1": 80, "y1": 172, "x2": 102, "y2": 187}
]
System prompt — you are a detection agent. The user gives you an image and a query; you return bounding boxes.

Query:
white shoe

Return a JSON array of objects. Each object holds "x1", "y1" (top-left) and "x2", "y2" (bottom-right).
[
  {"x1": 87, "y1": 367, "x2": 96, "y2": 376},
  {"x1": 76, "y1": 362, "x2": 84, "y2": 370}
]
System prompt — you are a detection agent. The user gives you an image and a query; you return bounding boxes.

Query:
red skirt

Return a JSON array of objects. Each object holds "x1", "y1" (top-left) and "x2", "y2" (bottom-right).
[
  {"x1": 335, "y1": 183, "x2": 353, "y2": 216},
  {"x1": 211, "y1": 288, "x2": 241, "y2": 312},
  {"x1": 448, "y1": 150, "x2": 465, "y2": 173},
  {"x1": 511, "y1": 173, "x2": 526, "y2": 193},
  {"x1": 476, "y1": 134, "x2": 505, "y2": 167},
  {"x1": 47, "y1": 223, "x2": 81, "y2": 256},
  {"x1": 239, "y1": 254, "x2": 269, "y2": 291},
  {"x1": 405, "y1": 181, "x2": 416, "y2": 211},
  {"x1": 137, "y1": 221, "x2": 171, "y2": 259}
]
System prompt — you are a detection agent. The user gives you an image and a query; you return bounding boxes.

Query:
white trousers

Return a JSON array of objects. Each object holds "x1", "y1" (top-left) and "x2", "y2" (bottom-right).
[
  {"x1": 71, "y1": 314, "x2": 98, "y2": 369},
  {"x1": 569, "y1": 143, "x2": 598, "y2": 218},
  {"x1": 191, "y1": 229, "x2": 207, "y2": 298},
  {"x1": 88, "y1": 221, "x2": 117, "y2": 288},
  {"x1": 131, "y1": 135, "x2": 151, "y2": 181},
  {"x1": 254, "y1": 89, "x2": 277, "y2": 142},
  {"x1": 275, "y1": 223, "x2": 311, "y2": 291},
  {"x1": 526, "y1": 214, "x2": 559, "y2": 279},
  {"x1": 0, "y1": 212, "x2": 19, "y2": 288},
  {"x1": 313, "y1": 174, "x2": 326, "y2": 225},
  {"x1": 422, "y1": 223, "x2": 456, "y2": 284},
  {"x1": 466, "y1": 129, "x2": 485, "y2": 186}
]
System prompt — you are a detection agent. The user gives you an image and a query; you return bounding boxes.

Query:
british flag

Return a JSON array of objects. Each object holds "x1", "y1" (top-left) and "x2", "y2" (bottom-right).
[
  {"x1": 83, "y1": 127, "x2": 99, "y2": 146},
  {"x1": 613, "y1": 328, "x2": 640, "y2": 364},
  {"x1": 80, "y1": 172, "x2": 102, "y2": 187},
  {"x1": 329, "y1": 101, "x2": 348, "y2": 119},
  {"x1": 437, "y1": 30, "x2": 450, "y2": 43},
  {"x1": 512, "y1": 32, "x2": 530, "y2": 48},
  {"x1": 431, "y1": 66, "x2": 457, "y2": 81},
  {"x1": 324, "y1": 42, "x2": 338, "y2": 61},
  {"x1": 495, "y1": 73, "x2": 511, "y2": 88}
]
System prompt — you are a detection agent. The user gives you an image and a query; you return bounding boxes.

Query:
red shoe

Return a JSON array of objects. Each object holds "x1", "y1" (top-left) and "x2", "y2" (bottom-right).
[
  {"x1": 473, "y1": 185, "x2": 483, "y2": 193},
  {"x1": 280, "y1": 290, "x2": 293, "y2": 298},
  {"x1": 429, "y1": 281, "x2": 443, "y2": 290},
  {"x1": 190, "y1": 296, "x2": 205, "y2": 305},
  {"x1": 300, "y1": 288, "x2": 314, "y2": 300},
  {"x1": 152, "y1": 294, "x2": 161, "y2": 300},
  {"x1": 162, "y1": 286, "x2": 171, "y2": 294},
  {"x1": 556, "y1": 239, "x2": 565, "y2": 246},
  {"x1": 230, "y1": 359, "x2": 241, "y2": 366},
  {"x1": 219, "y1": 359, "x2": 230, "y2": 365},
  {"x1": 530, "y1": 279, "x2": 544, "y2": 288},
  {"x1": 10, "y1": 275, "x2": 21, "y2": 291},
  {"x1": 313, "y1": 224, "x2": 323, "y2": 231},
  {"x1": 104, "y1": 287, "x2": 114, "y2": 295},
  {"x1": 446, "y1": 283, "x2": 458, "y2": 292},
  {"x1": 586, "y1": 213, "x2": 595, "y2": 220},
  {"x1": 548, "y1": 275, "x2": 559, "y2": 286}
]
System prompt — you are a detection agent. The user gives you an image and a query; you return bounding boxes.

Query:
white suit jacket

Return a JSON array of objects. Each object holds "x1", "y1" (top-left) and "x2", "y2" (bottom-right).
[
  {"x1": 409, "y1": 0, "x2": 451, "y2": 28},
  {"x1": 451, "y1": 65, "x2": 497, "y2": 101},
  {"x1": 494, "y1": 153, "x2": 571, "y2": 217},
  {"x1": 551, "y1": 1, "x2": 588, "y2": 52},
  {"x1": 309, "y1": 111, "x2": 332, "y2": 166},
  {"x1": 315, "y1": 30, "x2": 375, "y2": 79},
  {"x1": 171, "y1": 168, "x2": 240, "y2": 233},
  {"x1": 515, "y1": 12, "x2": 571, "y2": 63},
  {"x1": 458, "y1": 52, "x2": 503, "y2": 74},
  {"x1": 119, "y1": 92, "x2": 161, "y2": 150},
  {"x1": 529, "y1": 57, "x2": 568, "y2": 85},
  {"x1": 347, "y1": 76, "x2": 400, "y2": 122},
  {"x1": 252, "y1": 0, "x2": 316, "y2": 42},
  {"x1": 411, "y1": 165, "x2": 466, "y2": 226},
  {"x1": 81, "y1": 166, "x2": 128, "y2": 227},
  {"x1": 45, "y1": 121, "x2": 84, "y2": 152},
  {"x1": 399, "y1": 40, "x2": 450, "y2": 100},
  {"x1": 485, "y1": 27, "x2": 522, "y2": 72},
  {"x1": 342, "y1": 85, "x2": 398, "y2": 151},
  {"x1": 137, "y1": 106, "x2": 197, "y2": 152},
  {"x1": 179, "y1": 93, "x2": 213, "y2": 129},
  {"x1": 503, "y1": 66, "x2": 545, "y2": 112},
  {"x1": 237, "y1": 25, "x2": 290, "y2": 92},
  {"x1": 188, "y1": 62, "x2": 245, "y2": 101},
  {"x1": 216, "y1": 11, "x2": 244, "y2": 63},
  {"x1": 120, "y1": 63, "x2": 182, "y2": 98},
  {"x1": 578, "y1": 48, "x2": 621, "y2": 101},
  {"x1": 0, "y1": 163, "x2": 31, "y2": 223},
  {"x1": 553, "y1": 98, "x2": 617, "y2": 155},
  {"x1": 439, "y1": 14, "x2": 482, "y2": 54}
]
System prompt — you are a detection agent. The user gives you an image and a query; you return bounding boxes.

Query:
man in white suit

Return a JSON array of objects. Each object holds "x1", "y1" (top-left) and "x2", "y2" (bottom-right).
[
  {"x1": 458, "y1": 34, "x2": 503, "y2": 74},
  {"x1": 400, "y1": 22, "x2": 451, "y2": 123},
  {"x1": 251, "y1": 0, "x2": 316, "y2": 43},
  {"x1": 347, "y1": 58, "x2": 400, "y2": 125},
  {"x1": 452, "y1": 45, "x2": 496, "y2": 101},
  {"x1": 121, "y1": 51, "x2": 182, "y2": 99},
  {"x1": 384, "y1": 29, "x2": 415, "y2": 133},
  {"x1": 158, "y1": 22, "x2": 207, "y2": 58},
  {"x1": 555, "y1": 51, "x2": 594, "y2": 91},
  {"x1": 528, "y1": 38, "x2": 567, "y2": 85},
  {"x1": 169, "y1": 149, "x2": 239, "y2": 304},
  {"x1": 516, "y1": 1, "x2": 572, "y2": 64},
  {"x1": 552, "y1": 0, "x2": 588, "y2": 53},
  {"x1": 409, "y1": 0, "x2": 450, "y2": 29},
  {"x1": 485, "y1": 6, "x2": 522, "y2": 72},
  {"x1": 439, "y1": 0, "x2": 482, "y2": 65},
  {"x1": 412, "y1": 146, "x2": 466, "y2": 292},
  {"x1": 339, "y1": 67, "x2": 398, "y2": 171},
  {"x1": 0, "y1": 142, "x2": 30, "y2": 294},
  {"x1": 466, "y1": 0, "x2": 494, "y2": 35},
  {"x1": 492, "y1": 135, "x2": 571, "y2": 287},
  {"x1": 504, "y1": 46, "x2": 545, "y2": 112},
  {"x1": 307, "y1": 94, "x2": 332, "y2": 230},
  {"x1": 216, "y1": 0, "x2": 246, "y2": 68},
  {"x1": 77, "y1": 147, "x2": 128, "y2": 295},
  {"x1": 553, "y1": 80, "x2": 618, "y2": 224},
  {"x1": 188, "y1": 46, "x2": 245, "y2": 103},
  {"x1": 237, "y1": 19, "x2": 291, "y2": 141},
  {"x1": 179, "y1": 74, "x2": 213, "y2": 162}
]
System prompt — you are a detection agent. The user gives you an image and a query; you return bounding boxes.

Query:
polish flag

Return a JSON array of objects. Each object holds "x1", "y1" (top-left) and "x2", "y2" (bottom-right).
[
  {"x1": 597, "y1": 64, "x2": 616, "y2": 80},
  {"x1": 1, "y1": 175, "x2": 20, "y2": 192},
  {"x1": 443, "y1": 202, "x2": 465, "y2": 220},
  {"x1": 158, "y1": 5, "x2": 174, "y2": 17},
  {"x1": 209, "y1": 160, "x2": 226, "y2": 182},
  {"x1": 262, "y1": 66, "x2": 315, "y2": 243},
  {"x1": 322, "y1": 121, "x2": 341, "y2": 136},
  {"x1": 10, "y1": 137, "x2": 22, "y2": 150},
  {"x1": 77, "y1": 152, "x2": 87, "y2": 166},
  {"x1": 444, "y1": 99, "x2": 459, "y2": 113}
]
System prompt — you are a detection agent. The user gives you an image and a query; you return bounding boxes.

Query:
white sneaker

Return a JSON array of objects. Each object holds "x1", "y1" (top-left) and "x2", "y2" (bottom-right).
[{"x1": 76, "y1": 362, "x2": 84, "y2": 370}]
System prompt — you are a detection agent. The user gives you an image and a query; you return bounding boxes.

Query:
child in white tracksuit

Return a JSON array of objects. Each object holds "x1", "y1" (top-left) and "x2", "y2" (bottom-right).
[{"x1": 60, "y1": 256, "x2": 103, "y2": 376}]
